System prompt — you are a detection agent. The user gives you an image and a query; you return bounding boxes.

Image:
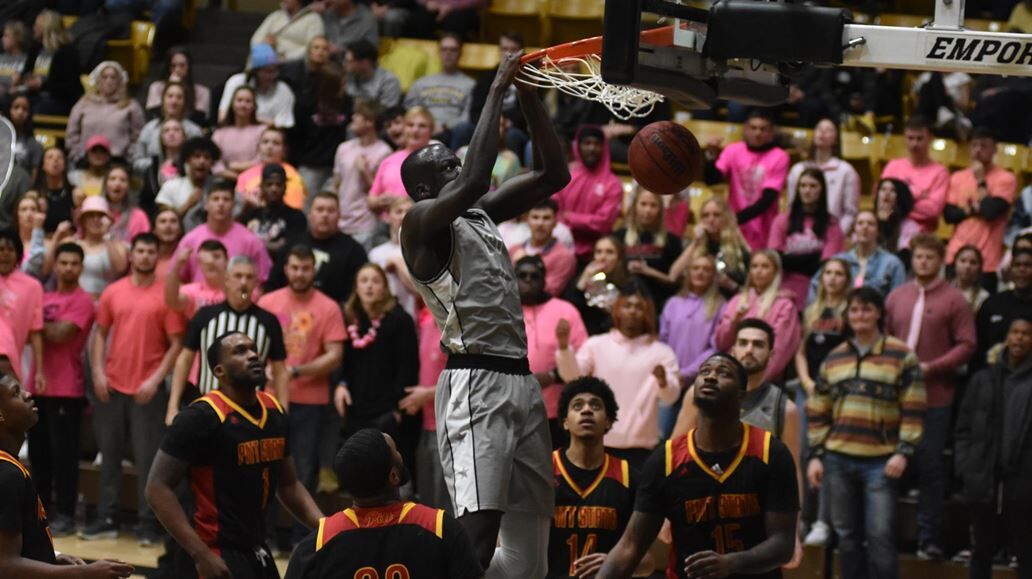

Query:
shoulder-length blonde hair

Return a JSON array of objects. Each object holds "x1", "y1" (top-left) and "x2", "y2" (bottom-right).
[
  {"x1": 87, "y1": 61, "x2": 131, "y2": 107},
  {"x1": 344, "y1": 263, "x2": 398, "y2": 323},
  {"x1": 35, "y1": 10, "x2": 70, "y2": 54},
  {"x1": 804, "y1": 257, "x2": 852, "y2": 330},
  {"x1": 623, "y1": 185, "x2": 667, "y2": 249},
  {"x1": 679, "y1": 253, "x2": 725, "y2": 320},
  {"x1": 740, "y1": 249, "x2": 783, "y2": 318},
  {"x1": 696, "y1": 196, "x2": 749, "y2": 274}
]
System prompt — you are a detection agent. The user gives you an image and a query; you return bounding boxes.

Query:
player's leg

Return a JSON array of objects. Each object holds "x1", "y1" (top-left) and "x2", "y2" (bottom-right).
[
  {"x1": 861, "y1": 457, "x2": 899, "y2": 579},
  {"x1": 459, "y1": 510, "x2": 504, "y2": 570},
  {"x1": 823, "y1": 453, "x2": 866, "y2": 579}
]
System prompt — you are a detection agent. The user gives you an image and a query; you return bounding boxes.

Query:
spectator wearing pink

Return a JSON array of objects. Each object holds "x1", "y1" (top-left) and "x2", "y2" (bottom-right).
[
  {"x1": 235, "y1": 127, "x2": 308, "y2": 211},
  {"x1": 368, "y1": 107, "x2": 435, "y2": 216},
  {"x1": 508, "y1": 198, "x2": 576, "y2": 297},
  {"x1": 102, "y1": 165, "x2": 150, "y2": 245},
  {"x1": 554, "y1": 125, "x2": 623, "y2": 262},
  {"x1": 87, "y1": 233, "x2": 185, "y2": 541},
  {"x1": 333, "y1": 101, "x2": 393, "y2": 248},
  {"x1": 556, "y1": 288, "x2": 680, "y2": 470},
  {"x1": 944, "y1": 127, "x2": 1017, "y2": 280},
  {"x1": 884, "y1": 234, "x2": 975, "y2": 556},
  {"x1": 174, "y1": 185, "x2": 273, "y2": 284},
  {"x1": 65, "y1": 61, "x2": 145, "y2": 162},
  {"x1": 880, "y1": 116, "x2": 949, "y2": 234},
  {"x1": 786, "y1": 119, "x2": 860, "y2": 235},
  {"x1": 258, "y1": 245, "x2": 345, "y2": 509},
  {"x1": 152, "y1": 208, "x2": 183, "y2": 281},
  {"x1": 768, "y1": 168, "x2": 845, "y2": 310},
  {"x1": 704, "y1": 110, "x2": 789, "y2": 250},
  {"x1": 164, "y1": 239, "x2": 228, "y2": 320},
  {"x1": 516, "y1": 255, "x2": 588, "y2": 448},
  {"x1": 0, "y1": 230, "x2": 44, "y2": 389},
  {"x1": 27, "y1": 242, "x2": 94, "y2": 535},
  {"x1": 211, "y1": 86, "x2": 266, "y2": 181},
  {"x1": 715, "y1": 250, "x2": 800, "y2": 383}
]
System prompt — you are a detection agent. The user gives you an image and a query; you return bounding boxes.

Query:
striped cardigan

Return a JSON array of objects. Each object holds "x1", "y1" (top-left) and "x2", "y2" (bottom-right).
[{"x1": 807, "y1": 335, "x2": 926, "y2": 459}]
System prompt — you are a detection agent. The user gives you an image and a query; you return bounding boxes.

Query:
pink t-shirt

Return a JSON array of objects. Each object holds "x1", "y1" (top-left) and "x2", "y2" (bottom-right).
[
  {"x1": 32, "y1": 288, "x2": 94, "y2": 397},
  {"x1": 211, "y1": 124, "x2": 265, "y2": 175},
  {"x1": 335, "y1": 138, "x2": 394, "y2": 235},
  {"x1": 236, "y1": 162, "x2": 308, "y2": 210},
  {"x1": 181, "y1": 281, "x2": 226, "y2": 319},
  {"x1": 524, "y1": 298, "x2": 587, "y2": 419},
  {"x1": 715, "y1": 142, "x2": 789, "y2": 250},
  {"x1": 96, "y1": 278, "x2": 186, "y2": 395},
  {"x1": 881, "y1": 158, "x2": 950, "y2": 233},
  {"x1": 368, "y1": 149, "x2": 411, "y2": 206},
  {"x1": 258, "y1": 288, "x2": 347, "y2": 405},
  {"x1": 176, "y1": 223, "x2": 273, "y2": 284},
  {"x1": 417, "y1": 308, "x2": 446, "y2": 432},
  {"x1": 946, "y1": 165, "x2": 1017, "y2": 272},
  {"x1": 0, "y1": 270, "x2": 44, "y2": 382},
  {"x1": 108, "y1": 207, "x2": 151, "y2": 244}
]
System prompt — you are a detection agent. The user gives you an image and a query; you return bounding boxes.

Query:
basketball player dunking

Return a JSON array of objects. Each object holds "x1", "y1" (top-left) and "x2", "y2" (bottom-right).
[{"x1": 400, "y1": 51, "x2": 571, "y2": 579}]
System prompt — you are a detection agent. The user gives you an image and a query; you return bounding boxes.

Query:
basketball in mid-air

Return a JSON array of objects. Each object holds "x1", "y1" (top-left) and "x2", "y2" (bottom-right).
[{"x1": 628, "y1": 121, "x2": 703, "y2": 196}]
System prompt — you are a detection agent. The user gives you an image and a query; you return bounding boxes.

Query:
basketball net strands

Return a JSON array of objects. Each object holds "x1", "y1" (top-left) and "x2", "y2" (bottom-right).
[{"x1": 519, "y1": 0, "x2": 1032, "y2": 120}]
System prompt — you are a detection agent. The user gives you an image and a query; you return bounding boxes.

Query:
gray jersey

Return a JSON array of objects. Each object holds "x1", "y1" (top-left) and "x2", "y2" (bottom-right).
[
  {"x1": 741, "y1": 382, "x2": 787, "y2": 438},
  {"x1": 409, "y1": 208, "x2": 528, "y2": 358}
]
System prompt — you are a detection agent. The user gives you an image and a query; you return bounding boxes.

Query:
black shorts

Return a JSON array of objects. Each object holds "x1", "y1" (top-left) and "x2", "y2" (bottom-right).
[{"x1": 171, "y1": 542, "x2": 280, "y2": 579}]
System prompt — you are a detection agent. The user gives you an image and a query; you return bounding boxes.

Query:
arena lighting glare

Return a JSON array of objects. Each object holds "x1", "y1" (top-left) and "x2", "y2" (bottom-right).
[{"x1": 519, "y1": 0, "x2": 1032, "y2": 118}]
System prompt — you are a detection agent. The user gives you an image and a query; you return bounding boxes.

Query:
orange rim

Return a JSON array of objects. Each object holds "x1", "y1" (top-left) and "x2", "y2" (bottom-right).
[{"x1": 520, "y1": 25, "x2": 675, "y2": 66}]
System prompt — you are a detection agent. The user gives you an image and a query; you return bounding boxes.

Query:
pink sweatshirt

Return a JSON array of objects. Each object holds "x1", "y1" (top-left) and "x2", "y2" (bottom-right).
[
  {"x1": 715, "y1": 142, "x2": 789, "y2": 250},
  {"x1": 880, "y1": 158, "x2": 950, "y2": 233},
  {"x1": 715, "y1": 289, "x2": 801, "y2": 383},
  {"x1": 558, "y1": 330, "x2": 680, "y2": 450},
  {"x1": 523, "y1": 297, "x2": 588, "y2": 419}
]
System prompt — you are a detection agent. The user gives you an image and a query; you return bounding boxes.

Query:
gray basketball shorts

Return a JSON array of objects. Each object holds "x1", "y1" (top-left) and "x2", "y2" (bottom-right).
[{"x1": 435, "y1": 360, "x2": 555, "y2": 517}]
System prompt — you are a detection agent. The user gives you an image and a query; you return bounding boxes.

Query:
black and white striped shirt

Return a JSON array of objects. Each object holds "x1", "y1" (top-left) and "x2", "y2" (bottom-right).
[{"x1": 184, "y1": 302, "x2": 287, "y2": 395}]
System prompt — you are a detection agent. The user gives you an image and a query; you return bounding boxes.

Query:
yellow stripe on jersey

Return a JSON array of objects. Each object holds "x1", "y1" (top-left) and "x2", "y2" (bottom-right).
[
  {"x1": 687, "y1": 425, "x2": 751, "y2": 484},
  {"x1": 762, "y1": 431, "x2": 771, "y2": 464},
  {"x1": 665, "y1": 439, "x2": 673, "y2": 476},
  {"x1": 259, "y1": 391, "x2": 285, "y2": 414},
  {"x1": 343, "y1": 508, "x2": 360, "y2": 527},
  {"x1": 399, "y1": 502, "x2": 417, "y2": 523},
  {"x1": 620, "y1": 459, "x2": 629, "y2": 488},
  {"x1": 209, "y1": 390, "x2": 269, "y2": 428},
  {"x1": 555, "y1": 452, "x2": 610, "y2": 499},
  {"x1": 315, "y1": 517, "x2": 327, "y2": 551},
  {"x1": 196, "y1": 397, "x2": 227, "y2": 423},
  {"x1": 435, "y1": 509, "x2": 444, "y2": 539},
  {"x1": 0, "y1": 451, "x2": 29, "y2": 477}
]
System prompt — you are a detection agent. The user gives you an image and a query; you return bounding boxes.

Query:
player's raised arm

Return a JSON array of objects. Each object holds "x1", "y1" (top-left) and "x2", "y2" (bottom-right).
[
  {"x1": 477, "y1": 83, "x2": 571, "y2": 224},
  {"x1": 400, "y1": 51, "x2": 522, "y2": 243},
  {"x1": 595, "y1": 511, "x2": 665, "y2": 579}
]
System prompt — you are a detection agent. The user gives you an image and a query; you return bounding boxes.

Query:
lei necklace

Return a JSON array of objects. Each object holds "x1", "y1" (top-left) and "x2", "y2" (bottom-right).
[{"x1": 348, "y1": 316, "x2": 383, "y2": 349}]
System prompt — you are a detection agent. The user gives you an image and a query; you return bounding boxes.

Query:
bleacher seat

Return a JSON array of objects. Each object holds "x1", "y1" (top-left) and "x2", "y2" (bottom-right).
[
  {"x1": 482, "y1": 0, "x2": 545, "y2": 46},
  {"x1": 61, "y1": 17, "x2": 154, "y2": 85},
  {"x1": 546, "y1": 0, "x2": 604, "y2": 45}
]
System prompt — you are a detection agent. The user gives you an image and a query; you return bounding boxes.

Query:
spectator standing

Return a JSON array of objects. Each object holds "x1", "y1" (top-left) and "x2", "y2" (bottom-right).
[
  {"x1": 944, "y1": 127, "x2": 1016, "y2": 291},
  {"x1": 786, "y1": 119, "x2": 860, "y2": 236},
  {"x1": 884, "y1": 234, "x2": 976, "y2": 559},
  {"x1": 138, "y1": 119, "x2": 187, "y2": 215},
  {"x1": 975, "y1": 248, "x2": 1032, "y2": 371},
  {"x1": 27, "y1": 243, "x2": 93, "y2": 537},
  {"x1": 257, "y1": 245, "x2": 345, "y2": 525},
  {"x1": 212, "y1": 86, "x2": 266, "y2": 181},
  {"x1": 21, "y1": 10, "x2": 83, "y2": 115},
  {"x1": 704, "y1": 110, "x2": 790, "y2": 250},
  {"x1": 72, "y1": 197, "x2": 128, "y2": 299},
  {"x1": 164, "y1": 239, "x2": 228, "y2": 320},
  {"x1": 252, "y1": 0, "x2": 326, "y2": 62},
  {"x1": 145, "y1": 47, "x2": 211, "y2": 121},
  {"x1": 321, "y1": 0, "x2": 378, "y2": 56},
  {"x1": 166, "y1": 256, "x2": 288, "y2": 424},
  {"x1": 715, "y1": 250, "x2": 801, "y2": 383},
  {"x1": 807, "y1": 286, "x2": 925, "y2": 579},
  {"x1": 618, "y1": 187, "x2": 682, "y2": 310},
  {"x1": 554, "y1": 126, "x2": 623, "y2": 263},
  {"x1": 508, "y1": 199, "x2": 576, "y2": 297},
  {"x1": 236, "y1": 127, "x2": 308, "y2": 210},
  {"x1": 811, "y1": 210, "x2": 907, "y2": 299},
  {"x1": 267, "y1": 192, "x2": 368, "y2": 303},
  {"x1": 36, "y1": 147, "x2": 75, "y2": 234},
  {"x1": 670, "y1": 196, "x2": 752, "y2": 299},
  {"x1": 101, "y1": 165, "x2": 151, "y2": 245},
  {"x1": 556, "y1": 288, "x2": 680, "y2": 470},
  {"x1": 951, "y1": 245, "x2": 990, "y2": 312},
  {"x1": 238, "y1": 163, "x2": 307, "y2": 258},
  {"x1": 403, "y1": 34, "x2": 475, "y2": 142},
  {"x1": 14, "y1": 193, "x2": 45, "y2": 278},
  {"x1": 153, "y1": 207, "x2": 183, "y2": 279},
  {"x1": 368, "y1": 197, "x2": 418, "y2": 318},
  {"x1": 333, "y1": 100, "x2": 393, "y2": 248},
  {"x1": 6, "y1": 95, "x2": 42, "y2": 178},
  {"x1": 367, "y1": 107, "x2": 435, "y2": 214},
  {"x1": 955, "y1": 316, "x2": 1032, "y2": 579},
  {"x1": 218, "y1": 44, "x2": 296, "y2": 129},
  {"x1": 768, "y1": 167, "x2": 844, "y2": 309},
  {"x1": 154, "y1": 136, "x2": 219, "y2": 231},
  {"x1": 65, "y1": 61, "x2": 145, "y2": 163},
  {"x1": 0, "y1": 229, "x2": 44, "y2": 392},
  {"x1": 569, "y1": 236, "x2": 634, "y2": 336},
  {"x1": 129, "y1": 82, "x2": 204, "y2": 176},
  {"x1": 175, "y1": 184, "x2": 273, "y2": 285},
  {"x1": 516, "y1": 255, "x2": 588, "y2": 448},
  {"x1": 880, "y1": 116, "x2": 950, "y2": 235},
  {"x1": 401, "y1": 308, "x2": 449, "y2": 509},
  {"x1": 343, "y1": 39, "x2": 402, "y2": 108},
  {"x1": 84, "y1": 233, "x2": 184, "y2": 544}
]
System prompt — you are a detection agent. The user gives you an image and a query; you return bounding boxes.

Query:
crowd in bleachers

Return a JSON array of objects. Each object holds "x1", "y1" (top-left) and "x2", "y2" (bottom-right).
[{"x1": 1, "y1": 0, "x2": 1032, "y2": 577}]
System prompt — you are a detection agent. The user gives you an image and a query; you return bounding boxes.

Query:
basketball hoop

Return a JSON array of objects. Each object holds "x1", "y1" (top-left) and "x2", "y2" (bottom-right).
[{"x1": 518, "y1": 26, "x2": 675, "y2": 120}]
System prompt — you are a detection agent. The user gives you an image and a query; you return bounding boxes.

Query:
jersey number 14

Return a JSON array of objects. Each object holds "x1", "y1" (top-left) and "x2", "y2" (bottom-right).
[{"x1": 566, "y1": 533, "x2": 598, "y2": 576}]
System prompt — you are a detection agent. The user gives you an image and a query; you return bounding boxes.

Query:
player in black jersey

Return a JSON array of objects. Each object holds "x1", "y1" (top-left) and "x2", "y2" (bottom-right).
[
  {"x1": 146, "y1": 332, "x2": 323, "y2": 579},
  {"x1": 597, "y1": 353, "x2": 798, "y2": 579},
  {"x1": 0, "y1": 372, "x2": 134, "y2": 578},
  {"x1": 548, "y1": 377, "x2": 641, "y2": 579},
  {"x1": 285, "y1": 428, "x2": 483, "y2": 579}
]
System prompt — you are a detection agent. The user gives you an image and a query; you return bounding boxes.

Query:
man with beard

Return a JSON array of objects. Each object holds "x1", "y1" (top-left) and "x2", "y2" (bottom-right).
[
  {"x1": 0, "y1": 371, "x2": 135, "y2": 577},
  {"x1": 147, "y1": 332, "x2": 323, "y2": 579},
  {"x1": 284, "y1": 429, "x2": 483, "y2": 579},
  {"x1": 83, "y1": 233, "x2": 185, "y2": 545},
  {"x1": 596, "y1": 353, "x2": 799, "y2": 579}
]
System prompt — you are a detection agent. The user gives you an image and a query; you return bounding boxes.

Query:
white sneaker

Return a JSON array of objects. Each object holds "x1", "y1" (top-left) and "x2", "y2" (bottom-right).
[{"x1": 803, "y1": 521, "x2": 831, "y2": 546}]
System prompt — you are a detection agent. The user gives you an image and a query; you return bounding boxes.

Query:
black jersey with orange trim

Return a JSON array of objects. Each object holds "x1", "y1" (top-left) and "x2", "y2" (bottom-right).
[
  {"x1": 284, "y1": 501, "x2": 483, "y2": 579},
  {"x1": 0, "y1": 450, "x2": 54, "y2": 564},
  {"x1": 635, "y1": 424, "x2": 799, "y2": 579},
  {"x1": 548, "y1": 450, "x2": 636, "y2": 579},
  {"x1": 161, "y1": 390, "x2": 289, "y2": 552}
]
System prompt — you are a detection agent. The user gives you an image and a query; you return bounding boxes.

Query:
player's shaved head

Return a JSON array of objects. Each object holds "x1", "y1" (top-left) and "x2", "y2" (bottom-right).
[{"x1": 400, "y1": 143, "x2": 462, "y2": 202}]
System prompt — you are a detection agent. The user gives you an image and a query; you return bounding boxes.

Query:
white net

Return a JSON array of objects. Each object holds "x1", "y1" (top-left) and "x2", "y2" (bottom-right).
[{"x1": 517, "y1": 54, "x2": 666, "y2": 121}]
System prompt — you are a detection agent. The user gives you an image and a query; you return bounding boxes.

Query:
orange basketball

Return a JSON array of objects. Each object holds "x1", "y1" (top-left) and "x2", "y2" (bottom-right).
[{"x1": 628, "y1": 121, "x2": 703, "y2": 196}]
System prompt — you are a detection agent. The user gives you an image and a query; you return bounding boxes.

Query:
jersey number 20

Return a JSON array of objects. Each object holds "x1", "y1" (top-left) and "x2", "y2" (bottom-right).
[{"x1": 354, "y1": 564, "x2": 411, "y2": 579}]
